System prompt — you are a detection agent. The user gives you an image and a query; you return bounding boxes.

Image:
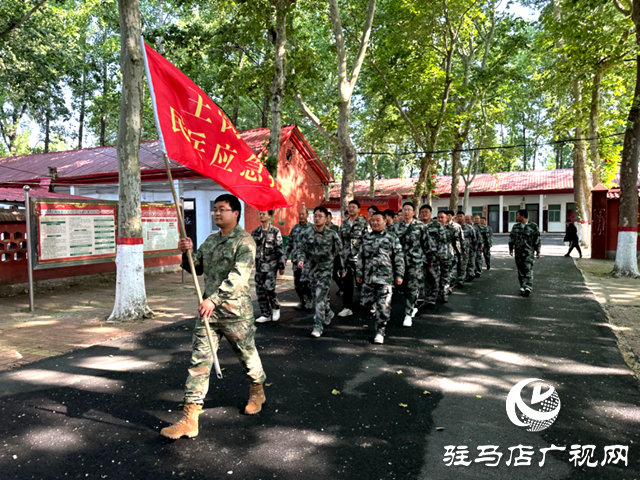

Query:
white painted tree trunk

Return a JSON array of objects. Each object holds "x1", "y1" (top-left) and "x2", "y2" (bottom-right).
[
  {"x1": 613, "y1": 232, "x2": 639, "y2": 277},
  {"x1": 110, "y1": 244, "x2": 151, "y2": 321}
]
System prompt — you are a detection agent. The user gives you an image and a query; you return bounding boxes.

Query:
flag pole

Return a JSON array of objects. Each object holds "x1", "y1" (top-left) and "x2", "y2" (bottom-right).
[{"x1": 141, "y1": 36, "x2": 222, "y2": 379}]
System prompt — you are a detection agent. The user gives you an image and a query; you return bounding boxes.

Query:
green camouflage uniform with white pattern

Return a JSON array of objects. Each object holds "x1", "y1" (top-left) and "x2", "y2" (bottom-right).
[
  {"x1": 285, "y1": 222, "x2": 313, "y2": 306},
  {"x1": 181, "y1": 224, "x2": 265, "y2": 405},
  {"x1": 423, "y1": 219, "x2": 447, "y2": 304},
  {"x1": 251, "y1": 225, "x2": 285, "y2": 317},
  {"x1": 398, "y1": 219, "x2": 425, "y2": 316},
  {"x1": 509, "y1": 221, "x2": 541, "y2": 290},
  {"x1": 357, "y1": 229, "x2": 405, "y2": 336}
]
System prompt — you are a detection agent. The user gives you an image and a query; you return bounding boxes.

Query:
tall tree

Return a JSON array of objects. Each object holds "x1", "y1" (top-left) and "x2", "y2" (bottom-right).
[{"x1": 108, "y1": 0, "x2": 152, "y2": 321}]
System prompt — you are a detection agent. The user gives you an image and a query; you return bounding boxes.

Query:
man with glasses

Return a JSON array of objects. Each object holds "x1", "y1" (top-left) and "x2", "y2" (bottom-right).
[
  {"x1": 251, "y1": 210, "x2": 285, "y2": 323},
  {"x1": 162, "y1": 194, "x2": 266, "y2": 440},
  {"x1": 298, "y1": 206, "x2": 345, "y2": 337},
  {"x1": 284, "y1": 207, "x2": 313, "y2": 310}
]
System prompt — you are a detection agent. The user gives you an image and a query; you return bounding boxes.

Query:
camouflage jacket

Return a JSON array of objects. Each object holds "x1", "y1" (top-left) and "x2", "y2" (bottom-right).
[
  {"x1": 442, "y1": 223, "x2": 458, "y2": 261},
  {"x1": 251, "y1": 224, "x2": 285, "y2": 273},
  {"x1": 475, "y1": 224, "x2": 492, "y2": 248},
  {"x1": 356, "y1": 229, "x2": 405, "y2": 285},
  {"x1": 460, "y1": 223, "x2": 477, "y2": 251},
  {"x1": 472, "y1": 224, "x2": 484, "y2": 250},
  {"x1": 340, "y1": 215, "x2": 369, "y2": 263},
  {"x1": 329, "y1": 224, "x2": 340, "y2": 234},
  {"x1": 397, "y1": 219, "x2": 425, "y2": 270},
  {"x1": 423, "y1": 219, "x2": 447, "y2": 262},
  {"x1": 182, "y1": 224, "x2": 255, "y2": 323},
  {"x1": 300, "y1": 226, "x2": 345, "y2": 279},
  {"x1": 509, "y1": 221, "x2": 541, "y2": 256},
  {"x1": 485, "y1": 226, "x2": 494, "y2": 247},
  {"x1": 285, "y1": 222, "x2": 313, "y2": 263},
  {"x1": 447, "y1": 222, "x2": 465, "y2": 258}
]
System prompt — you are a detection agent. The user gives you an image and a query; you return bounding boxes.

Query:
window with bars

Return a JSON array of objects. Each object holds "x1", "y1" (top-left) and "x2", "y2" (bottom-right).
[{"x1": 548, "y1": 204, "x2": 561, "y2": 222}]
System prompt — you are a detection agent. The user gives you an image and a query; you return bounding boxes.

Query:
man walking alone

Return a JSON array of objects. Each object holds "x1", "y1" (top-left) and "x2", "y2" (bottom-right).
[{"x1": 509, "y1": 209, "x2": 541, "y2": 296}]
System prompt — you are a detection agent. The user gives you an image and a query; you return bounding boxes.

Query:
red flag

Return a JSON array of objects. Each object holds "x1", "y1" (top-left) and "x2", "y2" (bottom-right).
[{"x1": 142, "y1": 42, "x2": 290, "y2": 211}]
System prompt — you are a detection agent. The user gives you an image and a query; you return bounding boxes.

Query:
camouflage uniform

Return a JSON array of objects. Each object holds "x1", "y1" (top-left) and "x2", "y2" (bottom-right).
[
  {"x1": 451, "y1": 222, "x2": 467, "y2": 287},
  {"x1": 441, "y1": 222, "x2": 461, "y2": 300},
  {"x1": 423, "y1": 219, "x2": 447, "y2": 305},
  {"x1": 339, "y1": 216, "x2": 369, "y2": 310},
  {"x1": 472, "y1": 224, "x2": 485, "y2": 275},
  {"x1": 181, "y1": 224, "x2": 265, "y2": 405},
  {"x1": 251, "y1": 225, "x2": 285, "y2": 317},
  {"x1": 357, "y1": 229, "x2": 404, "y2": 337},
  {"x1": 329, "y1": 223, "x2": 343, "y2": 291},
  {"x1": 509, "y1": 221, "x2": 541, "y2": 290},
  {"x1": 299, "y1": 226, "x2": 345, "y2": 333},
  {"x1": 483, "y1": 225, "x2": 493, "y2": 269},
  {"x1": 460, "y1": 223, "x2": 477, "y2": 281},
  {"x1": 398, "y1": 219, "x2": 425, "y2": 316},
  {"x1": 285, "y1": 222, "x2": 313, "y2": 306}
]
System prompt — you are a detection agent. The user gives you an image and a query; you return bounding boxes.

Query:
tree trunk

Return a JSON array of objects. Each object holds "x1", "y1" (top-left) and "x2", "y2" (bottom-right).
[
  {"x1": 369, "y1": 142, "x2": 376, "y2": 198},
  {"x1": 267, "y1": 1, "x2": 293, "y2": 177},
  {"x1": 449, "y1": 138, "x2": 463, "y2": 212},
  {"x1": 462, "y1": 182, "x2": 471, "y2": 214},
  {"x1": 156, "y1": 0, "x2": 164, "y2": 54},
  {"x1": 78, "y1": 71, "x2": 86, "y2": 149},
  {"x1": 262, "y1": 85, "x2": 269, "y2": 128},
  {"x1": 589, "y1": 69, "x2": 603, "y2": 186},
  {"x1": 100, "y1": 59, "x2": 108, "y2": 147},
  {"x1": 338, "y1": 99, "x2": 357, "y2": 213},
  {"x1": 109, "y1": 0, "x2": 152, "y2": 321},
  {"x1": 612, "y1": 2, "x2": 640, "y2": 277},
  {"x1": 572, "y1": 80, "x2": 591, "y2": 247},
  {"x1": 44, "y1": 110, "x2": 50, "y2": 153}
]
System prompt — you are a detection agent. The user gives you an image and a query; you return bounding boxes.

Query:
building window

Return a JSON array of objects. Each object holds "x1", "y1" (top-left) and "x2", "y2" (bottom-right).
[
  {"x1": 210, "y1": 201, "x2": 220, "y2": 233},
  {"x1": 472, "y1": 206, "x2": 483, "y2": 217},
  {"x1": 508, "y1": 205, "x2": 519, "y2": 223},
  {"x1": 548, "y1": 204, "x2": 561, "y2": 222}
]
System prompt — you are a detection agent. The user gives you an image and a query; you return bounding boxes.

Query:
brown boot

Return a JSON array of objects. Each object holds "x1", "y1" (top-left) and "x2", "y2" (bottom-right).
[
  {"x1": 160, "y1": 403, "x2": 202, "y2": 439},
  {"x1": 244, "y1": 384, "x2": 266, "y2": 415}
]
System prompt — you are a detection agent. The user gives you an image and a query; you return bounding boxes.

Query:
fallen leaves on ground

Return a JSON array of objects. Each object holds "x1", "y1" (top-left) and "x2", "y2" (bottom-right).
[{"x1": 331, "y1": 389, "x2": 341, "y2": 395}]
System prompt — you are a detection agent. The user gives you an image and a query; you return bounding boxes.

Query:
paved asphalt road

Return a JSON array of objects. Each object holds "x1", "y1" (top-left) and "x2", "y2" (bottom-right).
[{"x1": 1, "y1": 235, "x2": 638, "y2": 480}]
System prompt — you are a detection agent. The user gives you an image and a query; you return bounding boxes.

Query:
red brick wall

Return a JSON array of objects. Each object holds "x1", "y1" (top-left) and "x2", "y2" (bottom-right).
[
  {"x1": 244, "y1": 138, "x2": 327, "y2": 237},
  {"x1": 0, "y1": 220, "x2": 181, "y2": 286}
]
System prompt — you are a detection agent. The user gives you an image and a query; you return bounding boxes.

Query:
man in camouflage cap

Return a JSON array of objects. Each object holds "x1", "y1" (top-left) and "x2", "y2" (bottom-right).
[
  {"x1": 326, "y1": 211, "x2": 344, "y2": 294},
  {"x1": 419, "y1": 204, "x2": 447, "y2": 309},
  {"x1": 464, "y1": 215, "x2": 479, "y2": 281},
  {"x1": 398, "y1": 202, "x2": 424, "y2": 327},
  {"x1": 285, "y1": 207, "x2": 313, "y2": 310},
  {"x1": 453, "y1": 212, "x2": 471, "y2": 287},
  {"x1": 251, "y1": 210, "x2": 285, "y2": 323},
  {"x1": 509, "y1": 209, "x2": 541, "y2": 296},
  {"x1": 161, "y1": 194, "x2": 266, "y2": 440},
  {"x1": 480, "y1": 217, "x2": 493, "y2": 269},
  {"x1": 357, "y1": 211, "x2": 404, "y2": 344},
  {"x1": 472, "y1": 215, "x2": 486, "y2": 277},
  {"x1": 299, "y1": 206, "x2": 345, "y2": 337},
  {"x1": 339, "y1": 200, "x2": 368, "y2": 317}
]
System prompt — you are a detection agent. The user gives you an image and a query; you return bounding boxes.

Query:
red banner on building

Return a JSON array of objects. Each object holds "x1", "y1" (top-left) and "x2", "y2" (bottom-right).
[{"x1": 142, "y1": 42, "x2": 290, "y2": 211}]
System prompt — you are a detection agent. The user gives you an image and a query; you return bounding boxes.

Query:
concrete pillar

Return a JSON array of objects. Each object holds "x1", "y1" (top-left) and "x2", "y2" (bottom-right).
[
  {"x1": 499, "y1": 195, "x2": 504, "y2": 233},
  {"x1": 539, "y1": 194, "x2": 544, "y2": 231}
]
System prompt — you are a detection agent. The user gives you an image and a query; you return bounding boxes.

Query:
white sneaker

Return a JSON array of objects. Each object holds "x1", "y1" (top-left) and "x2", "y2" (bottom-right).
[
  {"x1": 373, "y1": 333, "x2": 384, "y2": 344},
  {"x1": 338, "y1": 308, "x2": 353, "y2": 317},
  {"x1": 411, "y1": 307, "x2": 418, "y2": 318},
  {"x1": 311, "y1": 327, "x2": 322, "y2": 338},
  {"x1": 255, "y1": 315, "x2": 271, "y2": 323},
  {"x1": 403, "y1": 315, "x2": 412, "y2": 327},
  {"x1": 519, "y1": 288, "x2": 525, "y2": 294},
  {"x1": 271, "y1": 309, "x2": 281, "y2": 321}
]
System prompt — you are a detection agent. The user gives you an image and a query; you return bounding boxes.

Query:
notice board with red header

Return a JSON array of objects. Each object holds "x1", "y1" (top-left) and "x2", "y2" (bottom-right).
[{"x1": 141, "y1": 202, "x2": 181, "y2": 257}]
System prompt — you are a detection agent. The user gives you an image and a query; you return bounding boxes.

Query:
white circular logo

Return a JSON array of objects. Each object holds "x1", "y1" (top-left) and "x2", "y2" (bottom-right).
[{"x1": 506, "y1": 378, "x2": 561, "y2": 432}]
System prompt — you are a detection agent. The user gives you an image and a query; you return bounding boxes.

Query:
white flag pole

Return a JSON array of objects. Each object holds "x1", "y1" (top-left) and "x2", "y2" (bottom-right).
[{"x1": 140, "y1": 36, "x2": 222, "y2": 379}]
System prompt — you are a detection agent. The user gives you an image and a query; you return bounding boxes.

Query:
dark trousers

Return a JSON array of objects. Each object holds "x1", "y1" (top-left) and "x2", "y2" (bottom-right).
[
  {"x1": 343, "y1": 260, "x2": 356, "y2": 309},
  {"x1": 332, "y1": 256, "x2": 343, "y2": 291},
  {"x1": 567, "y1": 240, "x2": 582, "y2": 256}
]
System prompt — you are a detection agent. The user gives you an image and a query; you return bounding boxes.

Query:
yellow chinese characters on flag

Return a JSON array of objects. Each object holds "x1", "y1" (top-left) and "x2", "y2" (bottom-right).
[{"x1": 143, "y1": 43, "x2": 290, "y2": 211}]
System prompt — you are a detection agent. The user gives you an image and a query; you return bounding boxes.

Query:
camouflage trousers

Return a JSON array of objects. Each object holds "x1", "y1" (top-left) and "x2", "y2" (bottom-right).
[
  {"x1": 474, "y1": 249, "x2": 484, "y2": 275},
  {"x1": 423, "y1": 260, "x2": 440, "y2": 304},
  {"x1": 292, "y1": 263, "x2": 311, "y2": 305},
  {"x1": 255, "y1": 271, "x2": 280, "y2": 317},
  {"x1": 361, "y1": 283, "x2": 393, "y2": 336},
  {"x1": 466, "y1": 249, "x2": 476, "y2": 279},
  {"x1": 515, "y1": 253, "x2": 536, "y2": 289},
  {"x1": 404, "y1": 267, "x2": 423, "y2": 316},
  {"x1": 184, "y1": 319, "x2": 266, "y2": 405},
  {"x1": 483, "y1": 247, "x2": 491, "y2": 269},
  {"x1": 439, "y1": 260, "x2": 453, "y2": 300},
  {"x1": 454, "y1": 254, "x2": 468, "y2": 286},
  {"x1": 309, "y1": 273, "x2": 333, "y2": 333}
]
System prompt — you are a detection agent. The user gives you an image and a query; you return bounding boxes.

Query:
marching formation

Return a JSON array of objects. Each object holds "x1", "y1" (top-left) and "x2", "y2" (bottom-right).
[
  {"x1": 254, "y1": 200, "x2": 509, "y2": 345},
  {"x1": 161, "y1": 194, "x2": 542, "y2": 440}
]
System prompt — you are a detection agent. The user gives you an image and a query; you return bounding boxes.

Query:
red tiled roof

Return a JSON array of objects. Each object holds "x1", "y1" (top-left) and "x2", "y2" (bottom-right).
[
  {"x1": 0, "y1": 125, "x2": 333, "y2": 185},
  {"x1": 0, "y1": 187, "x2": 96, "y2": 203},
  {"x1": 330, "y1": 169, "x2": 578, "y2": 198},
  {"x1": 607, "y1": 188, "x2": 640, "y2": 199}
]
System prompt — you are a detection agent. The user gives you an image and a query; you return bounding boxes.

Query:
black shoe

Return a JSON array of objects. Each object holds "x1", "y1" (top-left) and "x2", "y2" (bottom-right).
[
  {"x1": 455, "y1": 283, "x2": 464, "y2": 289},
  {"x1": 579, "y1": 255, "x2": 582, "y2": 259},
  {"x1": 425, "y1": 302, "x2": 436, "y2": 310},
  {"x1": 295, "y1": 302, "x2": 305, "y2": 310},
  {"x1": 564, "y1": 254, "x2": 570, "y2": 257},
  {"x1": 475, "y1": 273, "x2": 481, "y2": 278},
  {"x1": 487, "y1": 265, "x2": 491, "y2": 270},
  {"x1": 436, "y1": 297, "x2": 446, "y2": 304},
  {"x1": 524, "y1": 287, "x2": 531, "y2": 297}
]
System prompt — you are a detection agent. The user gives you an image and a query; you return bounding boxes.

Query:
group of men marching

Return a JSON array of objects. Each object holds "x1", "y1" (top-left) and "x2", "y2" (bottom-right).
[{"x1": 251, "y1": 201, "x2": 494, "y2": 345}]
